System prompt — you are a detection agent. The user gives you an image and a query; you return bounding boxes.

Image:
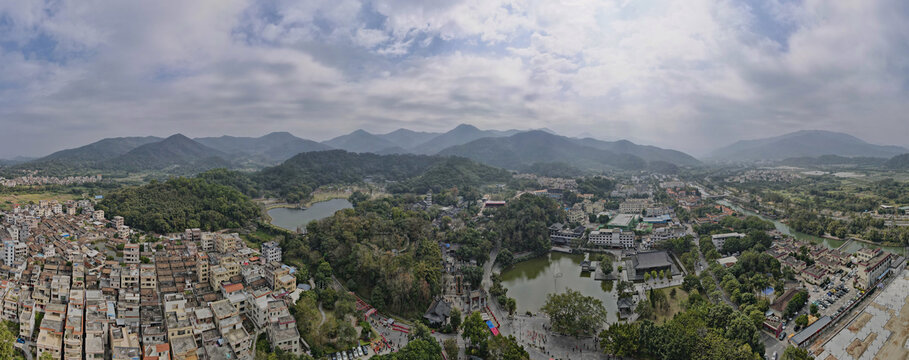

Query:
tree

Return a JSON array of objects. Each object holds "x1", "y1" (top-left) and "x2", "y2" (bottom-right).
[
  {"x1": 636, "y1": 299, "x2": 654, "y2": 319},
  {"x1": 450, "y1": 308, "x2": 462, "y2": 331},
  {"x1": 337, "y1": 320, "x2": 358, "y2": 348},
  {"x1": 0, "y1": 321, "x2": 13, "y2": 360},
  {"x1": 487, "y1": 335, "x2": 529, "y2": 360},
  {"x1": 540, "y1": 290, "x2": 608, "y2": 336},
  {"x1": 644, "y1": 273, "x2": 651, "y2": 282},
  {"x1": 599, "y1": 322, "x2": 640, "y2": 357},
  {"x1": 462, "y1": 312, "x2": 489, "y2": 350},
  {"x1": 810, "y1": 303, "x2": 819, "y2": 316},
  {"x1": 725, "y1": 312, "x2": 763, "y2": 355},
  {"x1": 461, "y1": 266, "x2": 484, "y2": 289},
  {"x1": 443, "y1": 338, "x2": 459, "y2": 360},
  {"x1": 784, "y1": 290, "x2": 809, "y2": 318},
  {"x1": 497, "y1": 248, "x2": 514, "y2": 267},
  {"x1": 505, "y1": 297, "x2": 517, "y2": 315},
  {"x1": 314, "y1": 260, "x2": 333, "y2": 289},
  {"x1": 795, "y1": 314, "x2": 809, "y2": 328},
  {"x1": 781, "y1": 345, "x2": 812, "y2": 360}
]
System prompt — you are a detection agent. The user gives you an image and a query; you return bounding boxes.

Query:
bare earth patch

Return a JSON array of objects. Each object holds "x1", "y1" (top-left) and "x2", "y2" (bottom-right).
[
  {"x1": 848, "y1": 312, "x2": 872, "y2": 333},
  {"x1": 875, "y1": 293, "x2": 909, "y2": 360},
  {"x1": 846, "y1": 332, "x2": 877, "y2": 358}
]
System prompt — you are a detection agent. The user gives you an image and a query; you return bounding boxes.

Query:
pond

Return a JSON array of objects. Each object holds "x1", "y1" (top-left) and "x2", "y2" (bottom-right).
[
  {"x1": 718, "y1": 200, "x2": 905, "y2": 256},
  {"x1": 268, "y1": 198, "x2": 353, "y2": 231},
  {"x1": 500, "y1": 252, "x2": 619, "y2": 323}
]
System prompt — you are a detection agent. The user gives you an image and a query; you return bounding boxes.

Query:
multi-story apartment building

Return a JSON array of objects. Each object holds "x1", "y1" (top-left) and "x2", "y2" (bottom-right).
[
  {"x1": 37, "y1": 302, "x2": 66, "y2": 359},
  {"x1": 63, "y1": 303, "x2": 85, "y2": 360},
  {"x1": 196, "y1": 253, "x2": 210, "y2": 284},
  {"x1": 140, "y1": 264, "x2": 157, "y2": 291},
  {"x1": 123, "y1": 243, "x2": 140, "y2": 264},
  {"x1": 215, "y1": 233, "x2": 241, "y2": 254},
  {"x1": 261, "y1": 241, "x2": 282, "y2": 264}
]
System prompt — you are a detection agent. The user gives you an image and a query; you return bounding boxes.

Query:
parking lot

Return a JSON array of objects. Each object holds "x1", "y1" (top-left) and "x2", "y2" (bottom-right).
[{"x1": 810, "y1": 282, "x2": 856, "y2": 319}]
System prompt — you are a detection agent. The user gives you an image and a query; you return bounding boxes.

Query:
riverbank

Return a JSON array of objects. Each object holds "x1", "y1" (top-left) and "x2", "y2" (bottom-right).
[{"x1": 718, "y1": 199, "x2": 906, "y2": 256}]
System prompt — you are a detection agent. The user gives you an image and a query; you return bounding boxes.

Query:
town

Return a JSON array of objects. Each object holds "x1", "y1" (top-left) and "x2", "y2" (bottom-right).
[{"x1": 0, "y1": 165, "x2": 905, "y2": 360}]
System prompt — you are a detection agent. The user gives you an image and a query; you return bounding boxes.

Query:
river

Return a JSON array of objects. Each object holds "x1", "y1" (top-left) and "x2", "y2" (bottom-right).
[
  {"x1": 500, "y1": 252, "x2": 619, "y2": 323},
  {"x1": 717, "y1": 200, "x2": 905, "y2": 256},
  {"x1": 267, "y1": 198, "x2": 353, "y2": 231}
]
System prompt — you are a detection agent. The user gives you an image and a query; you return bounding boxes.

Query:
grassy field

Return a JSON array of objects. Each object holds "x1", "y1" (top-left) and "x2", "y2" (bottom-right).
[
  {"x1": 653, "y1": 285, "x2": 690, "y2": 324},
  {"x1": 0, "y1": 192, "x2": 81, "y2": 210},
  {"x1": 240, "y1": 229, "x2": 278, "y2": 250}
]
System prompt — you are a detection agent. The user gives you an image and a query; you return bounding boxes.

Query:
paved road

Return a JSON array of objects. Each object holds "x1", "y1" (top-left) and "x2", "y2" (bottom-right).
[
  {"x1": 15, "y1": 340, "x2": 34, "y2": 360},
  {"x1": 761, "y1": 331, "x2": 787, "y2": 359}
]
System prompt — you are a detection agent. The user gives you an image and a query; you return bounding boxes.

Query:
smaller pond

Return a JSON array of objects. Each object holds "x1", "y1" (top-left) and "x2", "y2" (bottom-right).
[
  {"x1": 500, "y1": 252, "x2": 619, "y2": 323},
  {"x1": 268, "y1": 198, "x2": 353, "y2": 231}
]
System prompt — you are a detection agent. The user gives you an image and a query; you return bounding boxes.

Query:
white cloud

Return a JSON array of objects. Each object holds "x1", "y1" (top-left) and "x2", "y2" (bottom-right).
[{"x1": 0, "y1": 0, "x2": 908, "y2": 158}]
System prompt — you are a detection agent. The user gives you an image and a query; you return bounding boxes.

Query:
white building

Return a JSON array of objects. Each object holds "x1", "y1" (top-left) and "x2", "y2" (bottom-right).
[
  {"x1": 3, "y1": 241, "x2": 15, "y2": 266},
  {"x1": 588, "y1": 228, "x2": 635, "y2": 249},
  {"x1": 711, "y1": 233, "x2": 745, "y2": 251}
]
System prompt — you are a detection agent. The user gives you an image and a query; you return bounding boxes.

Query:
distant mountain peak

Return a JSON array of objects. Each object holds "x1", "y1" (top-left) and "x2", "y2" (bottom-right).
[
  {"x1": 709, "y1": 130, "x2": 907, "y2": 162},
  {"x1": 452, "y1": 123, "x2": 480, "y2": 131},
  {"x1": 162, "y1": 133, "x2": 193, "y2": 142}
]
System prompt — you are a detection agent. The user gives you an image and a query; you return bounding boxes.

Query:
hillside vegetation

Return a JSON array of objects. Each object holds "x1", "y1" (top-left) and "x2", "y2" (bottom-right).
[{"x1": 96, "y1": 177, "x2": 260, "y2": 233}]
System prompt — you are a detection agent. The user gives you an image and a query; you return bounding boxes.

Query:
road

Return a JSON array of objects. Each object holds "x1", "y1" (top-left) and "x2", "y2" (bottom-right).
[
  {"x1": 689, "y1": 224, "x2": 735, "y2": 307},
  {"x1": 15, "y1": 340, "x2": 34, "y2": 360}
]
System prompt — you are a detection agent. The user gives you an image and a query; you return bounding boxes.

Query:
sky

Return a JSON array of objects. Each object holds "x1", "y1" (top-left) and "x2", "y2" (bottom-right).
[{"x1": 1, "y1": 0, "x2": 908, "y2": 158}]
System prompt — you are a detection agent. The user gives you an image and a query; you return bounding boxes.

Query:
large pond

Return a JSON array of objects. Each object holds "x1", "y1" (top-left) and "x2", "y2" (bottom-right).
[
  {"x1": 267, "y1": 198, "x2": 353, "y2": 231},
  {"x1": 500, "y1": 252, "x2": 619, "y2": 323},
  {"x1": 718, "y1": 200, "x2": 905, "y2": 256}
]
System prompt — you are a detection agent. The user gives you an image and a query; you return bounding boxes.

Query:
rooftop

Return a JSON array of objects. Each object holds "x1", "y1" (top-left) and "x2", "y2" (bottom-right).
[{"x1": 632, "y1": 251, "x2": 672, "y2": 270}]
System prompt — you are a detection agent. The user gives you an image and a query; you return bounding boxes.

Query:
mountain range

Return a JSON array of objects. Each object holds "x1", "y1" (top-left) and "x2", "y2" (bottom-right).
[
  {"x1": 8, "y1": 124, "x2": 703, "y2": 175},
  {"x1": 709, "y1": 130, "x2": 908, "y2": 162}
]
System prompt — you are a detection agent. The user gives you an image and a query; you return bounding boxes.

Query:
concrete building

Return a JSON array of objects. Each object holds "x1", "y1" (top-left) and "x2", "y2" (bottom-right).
[
  {"x1": 711, "y1": 233, "x2": 745, "y2": 251},
  {"x1": 123, "y1": 243, "x2": 140, "y2": 264},
  {"x1": 261, "y1": 241, "x2": 282, "y2": 264},
  {"x1": 37, "y1": 302, "x2": 66, "y2": 360},
  {"x1": 619, "y1": 199, "x2": 648, "y2": 214},
  {"x1": 588, "y1": 228, "x2": 635, "y2": 249}
]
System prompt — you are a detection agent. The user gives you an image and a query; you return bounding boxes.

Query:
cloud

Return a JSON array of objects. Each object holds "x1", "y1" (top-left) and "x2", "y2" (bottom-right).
[{"x1": 0, "y1": 0, "x2": 907, "y2": 158}]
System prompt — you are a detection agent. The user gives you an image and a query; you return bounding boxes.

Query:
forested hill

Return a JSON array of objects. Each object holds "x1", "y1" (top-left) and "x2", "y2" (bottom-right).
[
  {"x1": 96, "y1": 177, "x2": 260, "y2": 234},
  {"x1": 885, "y1": 153, "x2": 909, "y2": 169},
  {"x1": 252, "y1": 150, "x2": 441, "y2": 202},
  {"x1": 386, "y1": 157, "x2": 512, "y2": 194}
]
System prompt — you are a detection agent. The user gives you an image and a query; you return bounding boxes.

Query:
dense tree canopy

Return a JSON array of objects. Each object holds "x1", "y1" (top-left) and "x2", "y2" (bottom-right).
[
  {"x1": 487, "y1": 193, "x2": 566, "y2": 254},
  {"x1": 541, "y1": 289, "x2": 609, "y2": 336},
  {"x1": 96, "y1": 177, "x2": 260, "y2": 233},
  {"x1": 304, "y1": 197, "x2": 443, "y2": 317},
  {"x1": 600, "y1": 301, "x2": 764, "y2": 360}
]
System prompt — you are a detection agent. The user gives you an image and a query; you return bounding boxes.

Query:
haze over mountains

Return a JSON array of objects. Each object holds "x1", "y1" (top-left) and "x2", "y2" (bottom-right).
[
  {"x1": 7, "y1": 126, "x2": 909, "y2": 176},
  {"x1": 709, "y1": 130, "x2": 908, "y2": 162},
  {"x1": 6, "y1": 124, "x2": 703, "y2": 175}
]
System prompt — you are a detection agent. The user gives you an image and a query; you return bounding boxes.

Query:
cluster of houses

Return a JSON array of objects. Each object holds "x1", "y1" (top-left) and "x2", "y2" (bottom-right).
[
  {"x1": 0, "y1": 175, "x2": 103, "y2": 187},
  {"x1": 0, "y1": 200, "x2": 307, "y2": 360},
  {"x1": 766, "y1": 238, "x2": 902, "y2": 290}
]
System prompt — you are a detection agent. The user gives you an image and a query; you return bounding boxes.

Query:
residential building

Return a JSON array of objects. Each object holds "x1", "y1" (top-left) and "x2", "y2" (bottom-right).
[{"x1": 261, "y1": 241, "x2": 282, "y2": 264}]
